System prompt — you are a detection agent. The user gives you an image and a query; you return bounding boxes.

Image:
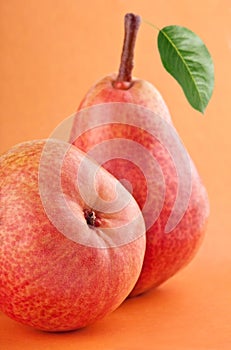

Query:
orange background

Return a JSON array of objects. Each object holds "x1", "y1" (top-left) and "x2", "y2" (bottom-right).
[{"x1": 0, "y1": 1, "x2": 231, "y2": 349}]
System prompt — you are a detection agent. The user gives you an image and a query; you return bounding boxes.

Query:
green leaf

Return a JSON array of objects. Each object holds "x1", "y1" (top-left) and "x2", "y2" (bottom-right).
[{"x1": 157, "y1": 25, "x2": 214, "y2": 113}]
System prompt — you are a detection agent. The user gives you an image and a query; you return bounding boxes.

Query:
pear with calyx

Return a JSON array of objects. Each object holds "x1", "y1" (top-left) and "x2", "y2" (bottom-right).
[
  {"x1": 69, "y1": 13, "x2": 209, "y2": 296},
  {"x1": 0, "y1": 139, "x2": 145, "y2": 330}
]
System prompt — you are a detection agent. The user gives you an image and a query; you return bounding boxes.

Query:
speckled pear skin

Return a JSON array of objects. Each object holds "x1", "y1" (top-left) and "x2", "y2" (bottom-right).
[
  {"x1": 0, "y1": 139, "x2": 145, "y2": 331},
  {"x1": 76, "y1": 74, "x2": 172, "y2": 123},
  {"x1": 69, "y1": 73, "x2": 210, "y2": 296}
]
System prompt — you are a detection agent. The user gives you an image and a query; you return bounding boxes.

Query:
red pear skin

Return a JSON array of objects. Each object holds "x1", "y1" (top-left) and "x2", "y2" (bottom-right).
[
  {"x1": 77, "y1": 73, "x2": 171, "y2": 124},
  {"x1": 70, "y1": 76, "x2": 209, "y2": 296},
  {"x1": 69, "y1": 14, "x2": 209, "y2": 296},
  {"x1": 0, "y1": 139, "x2": 145, "y2": 331}
]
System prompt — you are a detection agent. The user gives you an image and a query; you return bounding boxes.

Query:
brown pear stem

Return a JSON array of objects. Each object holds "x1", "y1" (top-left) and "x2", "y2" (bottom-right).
[{"x1": 115, "y1": 13, "x2": 141, "y2": 85}]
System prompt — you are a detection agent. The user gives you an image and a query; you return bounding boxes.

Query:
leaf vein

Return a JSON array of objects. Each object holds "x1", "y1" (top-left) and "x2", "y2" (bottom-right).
[{"x1": 161, "y1": 29, "x2": 203, "y2": 107}]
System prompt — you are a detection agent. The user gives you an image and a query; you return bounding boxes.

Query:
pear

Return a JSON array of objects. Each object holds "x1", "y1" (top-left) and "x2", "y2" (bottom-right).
[
  {"x1": 69, "y1": 14, "x2": 209, "y2": 296},
  {"x1": 0, "y1": 139, "x2": 145, "y2": 330}
]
